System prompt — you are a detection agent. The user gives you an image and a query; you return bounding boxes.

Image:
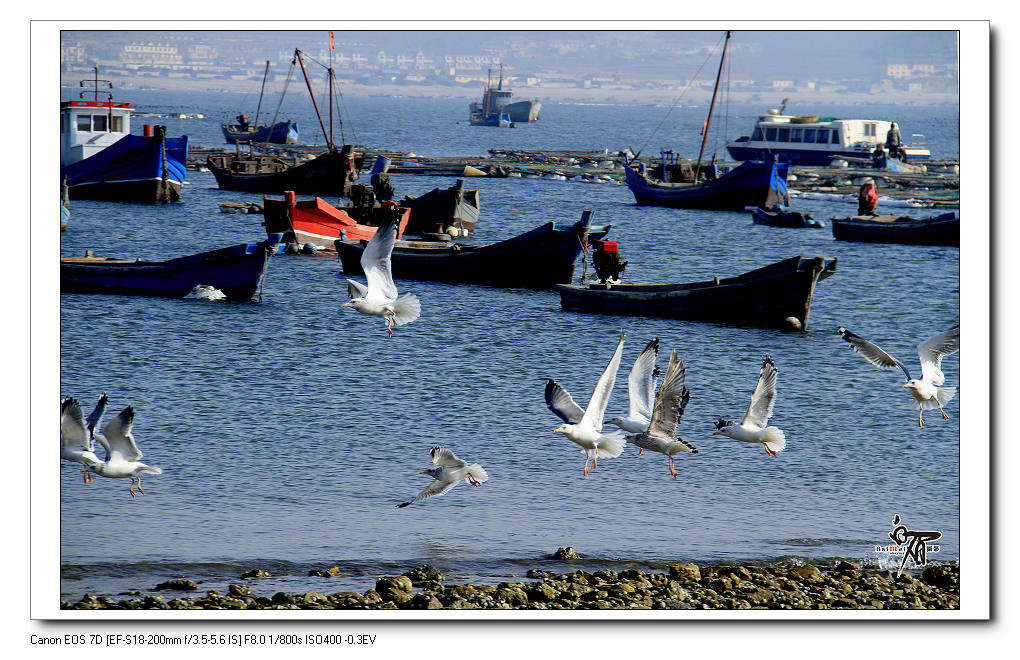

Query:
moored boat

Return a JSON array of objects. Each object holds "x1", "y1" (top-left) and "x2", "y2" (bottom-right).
[
  {"x1": 60, "y1": 235, "x2": 284, "y2": 301},
  {"x1": 400, "y1": 179, "x2": 480, "y2": 236},
  {"x1": 830, "y1": 212, "x2": 959, "y2": 246},
  {"x1": 751, "y1": 206, "x2": 825, "y2": 229},
  {"x1": 335, "y1": 210, "x2": 609, "y2": 288},
  {"x1": 554, "y1": 255, "x2": 837, "y2": 330},
  {"x1": 262, "y1": 191, "x2": 410, "y2": 249},
  {"x1": 207, "y1": 145, "x2": 362, "y2": 195},
  {"x1": 222, "y1": 120, "x2": 299, "y2": 145},
  {"x1": 468, "y1": 65, "x2": 539, "y2": 125}
]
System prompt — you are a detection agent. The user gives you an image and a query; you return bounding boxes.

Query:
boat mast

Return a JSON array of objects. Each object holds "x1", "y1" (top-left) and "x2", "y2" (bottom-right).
[
  {"x1": 694, "y1": 30, "x2": 731, "y2": 179},
  {"x1": 295, "y1": 49, "x2": 333, "y2": 150},
  {"x1": 328, "y1": 33, "x2": 334, "y2": 147},
  {"x1": 254, "y1": 60, "x2": 269, "y2": 128}
]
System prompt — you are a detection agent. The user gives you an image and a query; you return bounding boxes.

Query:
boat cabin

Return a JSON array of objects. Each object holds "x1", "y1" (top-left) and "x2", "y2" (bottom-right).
[{"x1": 60, "y1": 100, "x2": 132, "y2": 167}]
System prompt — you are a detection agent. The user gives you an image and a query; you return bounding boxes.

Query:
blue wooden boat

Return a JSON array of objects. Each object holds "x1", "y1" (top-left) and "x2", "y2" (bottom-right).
[
  {"x1": 221, "y1": 120, "x2": 299, "y2": 145},
  {"x1": 623, "y1": 159, "x2": 789, "y2": 210},
  {"x1": 60, "y1": 129, "x2": 189, "y2": 203},
  {"x1": 751, "y1": 206, "x2": 825, "y2": 229},
  {"x1": 60, "y1": 234, "x2": 285, "y2": 301},
  {"x1": 336, "y1": 211, "x2": 609, "y2": 288}
]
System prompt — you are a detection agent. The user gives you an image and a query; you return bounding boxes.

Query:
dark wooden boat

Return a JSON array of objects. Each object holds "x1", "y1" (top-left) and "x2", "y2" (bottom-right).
[
  {"x1": 554, "y1": 255, "x2": 837, "y2": 330},
  {"x1": 751, "y1": 206, "x2": 825, "y2": 228},
  {"x1": 263, "y1": 191, "x2": 410, "y2": 248},
  {"x1": 206, "y1": 145, "x2": 362, "y2": 196},
  {"x1": 401, "y1": 179, "x2": 480, "y2": 236},
  {"x1": 335, "y1": 211, "x2": 610, "y2": 288},
  {"x1": 60, "y1": 234, "x2": 284, "y2": 301},
  {"x1": 830, "y1": 212, "x2": 959, "y2": 246}
]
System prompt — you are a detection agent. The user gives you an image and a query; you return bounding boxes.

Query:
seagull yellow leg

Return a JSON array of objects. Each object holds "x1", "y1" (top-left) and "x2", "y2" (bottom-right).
[
  {"x1": 137, "y1": 479, "x2": 146, "y2": 495},
  {"x1": 638, "y1": 448, "x2": 643, "y2": 456},
  {"x1": 583, "y1": 453, "x2": 590, "y2": 475},
  {"x1": 129, "y1": 485, "x2": 136, "y2": 498},
  {"x1": 593, "y1": 446, "x2": 599, "y2": 470},
  {"x1": 939, "y1": 403, "x2": 950, "y2": 420},
  {"x1": 918, "y1": 409, "x2": 925, "y2": 427}
]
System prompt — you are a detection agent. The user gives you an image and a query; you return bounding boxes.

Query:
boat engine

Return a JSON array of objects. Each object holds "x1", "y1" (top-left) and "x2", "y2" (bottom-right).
[
  {"x1": 592, "y1": 239, "x2": 627, "y2": 284},
  {"x1": 350, "y1": 184, "x2": 376, "y2": 212}
]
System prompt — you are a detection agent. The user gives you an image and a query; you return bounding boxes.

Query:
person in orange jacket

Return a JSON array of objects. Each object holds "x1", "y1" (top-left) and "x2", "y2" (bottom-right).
[{"x1": 858, "y1": 178, "x2": 878, "y2": 215}]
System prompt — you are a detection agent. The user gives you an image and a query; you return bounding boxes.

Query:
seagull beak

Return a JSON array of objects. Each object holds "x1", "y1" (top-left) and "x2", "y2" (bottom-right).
[
  {"x1": 341, "y1": 302, "x2": 351, "y2": 308},
  {"x1": 419, "y1": 470, "x2": 427, "y2": 474},
  {"x1": 712, "y1": 431, "x2": 722, "y2": 435},
  {"x1": 552, "y1": 428, "x2": 562, "y2": 434},
  {"x1": 901, "y1": 383, "x2": 910, "y2": 388}
]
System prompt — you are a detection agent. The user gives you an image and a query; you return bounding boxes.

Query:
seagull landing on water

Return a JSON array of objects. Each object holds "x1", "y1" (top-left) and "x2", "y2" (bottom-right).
[
  {"x1": 626, "y1": 349, "x2": 698, "y2": 479},
  {"x1": 545, "y1": 330, "x2": 628, "y2": 475},
  {"x1": 340, "y1": 215, "x2": 420, "y2": 337},
  {"x1": 838, "y1": 325, "x2": 960, "y2": 427},
  {"x1": 397, "y1": 447, "x2": 488, "y2": 508},
  {"x1": 87, "y1": 406, "x2": 163, "y2": 497},
  {"x1": 713, "y1": 355, "x2": 786, "y2": 457},
  {"x1": 606, "y1": 339, "x2": 661, "y2": 450},
  {"x1": 60, "y1": 394, "x2": 108, "y2": 484}
]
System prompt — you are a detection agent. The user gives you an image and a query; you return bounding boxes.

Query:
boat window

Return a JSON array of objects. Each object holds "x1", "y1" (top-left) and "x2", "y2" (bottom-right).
[
  {"x1": 92, "y1": 114, "x2": 108, "y2": 132},
  {"x1": 76, "y1": 115, "x2": 91, "y2": 132},
  {"x1": 864, "y1": 123, "x2": 876, "y2": 137},
  {"x1": 803, "y1": 128, "x2": 816, "y2": 142},
  {"x1": 751, "y1": 127, "x2": 763, "y2": 141},
  {"x1": 765, "y1": 127, "x2": 777, "y2": 141},
  {"x1": 790, "y1": 128, "x2": 803, "y2": 143},
  {"x1": 828, "y1": 129, "x2": 840, "y2": 144},
  {"x1": 775, "y1": 128, "x2": 789, "y2": 143},
  {"x1": 110, "y1": 115, "x2": 123, "y2": 132}
]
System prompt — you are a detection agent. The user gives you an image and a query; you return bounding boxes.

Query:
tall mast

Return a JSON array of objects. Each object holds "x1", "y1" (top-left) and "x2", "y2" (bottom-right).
[
  {"x1": 296, "y1": 49, "x2": 332, "y2": 150},
  {"x1": 328, "y1": 33, "x2": 334, "y2": 147},
  {"x1": 694, "y1": 30, "x2": 731, "y2": 179},
  {"x1": 254, "y1": 60, "x2": 269, "y2": 127}
]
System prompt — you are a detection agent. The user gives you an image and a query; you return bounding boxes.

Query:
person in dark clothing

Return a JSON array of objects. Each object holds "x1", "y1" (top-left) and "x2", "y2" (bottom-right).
[
  {"x1": 872, "y1": 144, "x2": 887, "y2": 169},
  {"x1": 885, "y1": 122, "x2": 903, "y2": 160},
  {"x1": 236, "y1": 114, "x2": 250, "y2": 131}
]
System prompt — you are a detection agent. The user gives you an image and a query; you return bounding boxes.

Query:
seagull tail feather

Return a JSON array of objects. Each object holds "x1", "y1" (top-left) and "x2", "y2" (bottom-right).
[
  {"x1": 762, "y1": 427, "x2": 786, "y2": 454},
  {"x1": 921, "y1": 386, "x2": 956, "y2": 410},
  {"x1": 391, "y1": 294, "x2": 421, "y2": 327},
  {"x1": 595, "y1": 431, "x2": 627, "y2": 458},
  {"x1": 466, "y1": 463, "x2": 489, "y2": 484},
  {"x1": 138, "y1": 466, "x2": 163, "y2": 475}
]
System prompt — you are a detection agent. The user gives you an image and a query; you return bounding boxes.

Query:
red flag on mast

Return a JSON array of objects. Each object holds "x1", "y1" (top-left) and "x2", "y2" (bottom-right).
[{"x1": 329, "y1": 31, "x2": 335, "y2": 50}]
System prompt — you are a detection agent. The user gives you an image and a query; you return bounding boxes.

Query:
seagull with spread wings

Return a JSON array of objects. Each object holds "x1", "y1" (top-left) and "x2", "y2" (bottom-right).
[
  {"x1": 545, "y1": 330, "x2": 628, "y2": 475},
  {"x1": 340, "y1": 215, "x2": 421, "y2": 337},
  {"x1": 397, "y1": 446, "x2": 489, "y2": 508},
  {"x1": 713, "y1": 355, "x2": 786, "y2": 457},
  {"x1": 626, "y1": 350, "x2": 698, "y2": 478},
  {"x1": 838, "y1": 325, "x2": 960, "y2": 427},
  {"x1": 60, "y1": 394, "x2": 108, "y2": 484},
  {"x1": 87, "y1": 406, "x2": 163, "y2": 497},
  {"x1": 606, "y1": 338, "x2": 660, "y2": 444}
]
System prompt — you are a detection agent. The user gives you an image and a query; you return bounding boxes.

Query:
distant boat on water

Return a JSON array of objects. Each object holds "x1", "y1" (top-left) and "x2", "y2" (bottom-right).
[
  {"x1": 469, "y1": 65, "x2": 541, "y2": 125},
  {"x1": 221, "y1": 60, "x2": 299, "y2": 145}
]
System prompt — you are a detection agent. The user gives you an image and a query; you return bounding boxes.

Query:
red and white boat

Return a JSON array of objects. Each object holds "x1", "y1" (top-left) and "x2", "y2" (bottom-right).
[{"x1": 262, "y1": 191, "x2": 410, "y2": 249}]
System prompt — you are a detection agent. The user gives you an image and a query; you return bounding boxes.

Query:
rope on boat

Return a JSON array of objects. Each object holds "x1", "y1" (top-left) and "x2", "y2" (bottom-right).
[{"x1": 260, "y1": 58, "x2": 296, "y2": 153}]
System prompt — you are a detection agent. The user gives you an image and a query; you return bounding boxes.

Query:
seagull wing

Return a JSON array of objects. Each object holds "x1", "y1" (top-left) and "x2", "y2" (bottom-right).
[
  {"x1": 346, "y1": 278, "x2": 369, "y2": 299},
  {"x1": 647, "y1": 350, "x2": 688, "y2": 439},
  {"x1": 398, "y1": 478, "x2": 458, "y2": 507},
  {"x1": 742, "y1": 355, "x2": 778, "y2": 428},
  {"x1": 580, "y1": 330, "x2": 626, "y2": 432},
  {"x1": 917, "y1": 325, "x2": 960, "y2": 386},
  {"x1": 84, "y1": 393, "x2": 108, "y2": 452},
  {"x1": 430, "y1": 446, "x2": 468, "y2": 468},
  {"x1": 545, "y1": 379, "x2": 584, "y2": 423},
  {"x1": 60, "y1": 397, "x2": 89, "y2": 451},
  {"x1": 838, "y1": 326, "x2": 912, "y2": 381},
  {"x1": 361, "y1": 216, "x2": 399, "y2": 301},
  {"x1": 100, "y1": 406, "x2": 143, "y2": 462},
  {"x1": 627, "y1": 338, "x2": 659, "y2": 420}
]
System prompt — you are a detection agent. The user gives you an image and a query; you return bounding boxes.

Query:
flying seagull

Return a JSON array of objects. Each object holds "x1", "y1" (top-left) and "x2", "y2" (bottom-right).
[
  {"x1": 546, "y1": 330, "x2": 628, "y2": 475},
  {"x1": 626, "y1": 349, "x2": 698, "y2": 478},
  {"x1": 60, "y1": 394, "x2": 107, "y2": 484},
  {"x1": 713, "y1": 355, "x2": 786, "y2": 457},
  {"x1": 87, "y1": 406, "x2": 163, "y2": 497},
  {"x1": 606, "y1": 338, "x2": 661, "y2": 443},
  {"x1": 397, "y1": 446, "x2": 488, "y2": 508},
  {"x1": 838, "y1": 325, "x2": 960, "y2": 427},
  {"x1": 341, "y1": 215, "x2": 421, "y2": 337}
]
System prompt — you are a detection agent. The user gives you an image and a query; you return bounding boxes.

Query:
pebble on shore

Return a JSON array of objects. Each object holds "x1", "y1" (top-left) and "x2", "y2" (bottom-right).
[{"x1": 62, "y1": 560, "x2": 959, "y2": 611}]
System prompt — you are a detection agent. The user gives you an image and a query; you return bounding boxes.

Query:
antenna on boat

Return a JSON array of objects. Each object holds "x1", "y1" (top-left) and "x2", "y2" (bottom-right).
[
  {"x1": 694, "y1": 30, "x2": 731, "y2": 181},
  {"x1": 80, "y1": 65, "x2": 114, "y2": 131}
]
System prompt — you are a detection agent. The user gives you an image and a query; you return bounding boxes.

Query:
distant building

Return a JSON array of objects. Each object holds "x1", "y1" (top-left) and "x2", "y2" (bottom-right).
[
  {"x1": 886, "y1": 63, "x2": 945, "y2": 79},
  {"x1": 121, "y1": 42, "x2": 183, "y2": 68},
  {"x1": 187, "y1": 44, "x2": 218, "y2": 66},
  {"x1": 771, "y1": 80, "x2": 794, "y2": 90},
  {"x1": 61, "y1": 43, "x2": 87, "y2": 64}
]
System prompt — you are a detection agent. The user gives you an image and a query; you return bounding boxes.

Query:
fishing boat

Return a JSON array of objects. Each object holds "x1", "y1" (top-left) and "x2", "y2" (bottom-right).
[
  {"x1": 262, "y1": 191, "x2": 410, "y2": 249},
  {"x1": 221, "y1": 61, "x2": 299, "y2": 145},
  {"x1": 400, "y1": 179, "x2": 480, "y2": 237},
  {"x1": 830, "y1": 212, "x2": 959, "y2": 246},
  {"x1": 622, "y1": 32, "x2": 789, "y2": 211},
  {"x1": 335, "y1": 210, "x2": 609, "y2": 288},
  {"x1": 60, "y1": 69, "x2": 189, "y2": 203},
  {"x1": 468, "y1": 65, "x2": 540, "y2": 125},
  {"x1": 751, "y1": 206, "x2": 825, "y2": 229},
  {"x1": 60, "y1": 234, "x2": 285, "y2": 301},
  {"x1": 207, "y1": 47, "x2": 362, "y2": 195},
  {"x1": 554, "y1": 255, "x2": 838, "y2": 330}
]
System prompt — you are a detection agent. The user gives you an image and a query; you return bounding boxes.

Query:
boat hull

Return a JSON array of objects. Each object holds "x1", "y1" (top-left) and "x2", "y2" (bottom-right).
[
  {"x1": 60, "y1": 238, "x2": 278, "y2": 301},
  {"x1": 503, "y1": 100, "x2": 541, "y2": 122},
  {"x1": 402, "y1": 180, "x2": 480, "y2": 236},
  {"x1": 554, "y1": 255, "x2": 837, "y2": 329},
  {"x1": 623, "y1": 160, "x2": 789, "y2": 210},
  {"x1": 61, "y1": 134, "x2": 189, "y2": 203},
  {"x1": 831, "y1": 213, "x2": 959, "y2": 247},
  {"x1": 221, "y1": 120, "x2": 299, "y2": 145},
  {"x1": 751, "y1": 207, "x2": 824, "y2": 229},
  {"x1": 207, "y1": 148, "x2": 361, "y2": 196},
  {"x1": 263, "y1": 195, "x2": 409, "y2": 248},
  {"x1": 336, "y1": 220, "x2": 610, "y2": 288}
]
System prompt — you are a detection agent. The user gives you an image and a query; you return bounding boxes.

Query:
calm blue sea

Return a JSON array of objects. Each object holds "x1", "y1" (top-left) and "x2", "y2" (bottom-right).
[{"x1": 58, "y1": 91, "x2": 960, "y2": 602}]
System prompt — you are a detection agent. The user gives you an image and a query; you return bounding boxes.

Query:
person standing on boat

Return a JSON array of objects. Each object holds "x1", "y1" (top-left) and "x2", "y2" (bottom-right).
[
  {"x1": 858, "y1": 177, "x2": 879, "y2": 216},
  {"x1": 885, "y1": 122, "x2": 903, "y2": 160}
]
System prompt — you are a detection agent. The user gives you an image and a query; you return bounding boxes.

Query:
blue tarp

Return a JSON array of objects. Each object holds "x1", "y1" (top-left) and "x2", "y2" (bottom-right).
[{"x1": 62, "y1": 134, "x2": 189, "y2": 187}]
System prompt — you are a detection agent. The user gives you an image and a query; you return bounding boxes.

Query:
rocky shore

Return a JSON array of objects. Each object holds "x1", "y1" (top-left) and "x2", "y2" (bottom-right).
[{"x1": 63, "y1": 554, "x2": 959, "y2": 611}]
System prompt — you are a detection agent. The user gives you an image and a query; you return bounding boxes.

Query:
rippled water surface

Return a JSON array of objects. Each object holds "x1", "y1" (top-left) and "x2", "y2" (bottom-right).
[{"x1": 59, "y1": 92, "x2": 960, "y2": 601}]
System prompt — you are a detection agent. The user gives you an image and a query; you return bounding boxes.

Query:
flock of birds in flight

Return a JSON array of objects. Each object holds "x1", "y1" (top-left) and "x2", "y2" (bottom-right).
[{"x1": 61, "y1": 216, "x2": 961, "y2": 505}]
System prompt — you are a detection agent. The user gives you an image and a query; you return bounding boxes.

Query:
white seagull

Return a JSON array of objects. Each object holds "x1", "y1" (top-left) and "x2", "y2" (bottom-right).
[
  {"x1": 546, "y1": 330, "x2": 628, "y2": 475},
  {"x1": 397, "y1": 446, "x2": 489, "y2": 508},
  {"x1": 838, "y1": 325, "x2": 960, "y2": 427},
  {"x1": 713, "y1": 355, "x2": 786, "y2": 457},
  {"x1": 606, "y1": 338, "x2": 661, "y2": 442},
  {"x1": 60, "y1": 394, "x2": 108, "y2": 484},
  {"x1": 626, "y1": 349, "x2": 698, "y2": 478},
  {"x1": 87, "y1": 406, "x2": 163, "y2": 497},
  {"x1": 340, "y1": 215, "x2": 421, "y2": 337}
]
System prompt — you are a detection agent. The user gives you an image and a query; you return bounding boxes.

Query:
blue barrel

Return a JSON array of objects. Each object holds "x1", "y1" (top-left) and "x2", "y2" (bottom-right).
[{"x1": 370, "y1": 156, "x2": 391, "y2": 176}]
